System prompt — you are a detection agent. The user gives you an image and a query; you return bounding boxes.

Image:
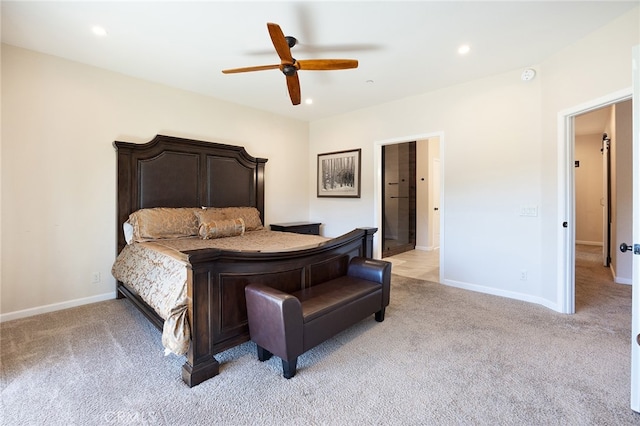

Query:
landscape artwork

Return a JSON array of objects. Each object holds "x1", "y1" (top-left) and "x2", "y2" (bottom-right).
[{"x1": 317, "y1": 149, "x2": 361, "y2": 198}]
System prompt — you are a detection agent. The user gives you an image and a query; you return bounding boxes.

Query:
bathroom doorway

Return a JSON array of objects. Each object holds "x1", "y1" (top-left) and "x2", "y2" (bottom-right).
[{"x1": 382, "y1": 141, "x2": 416, "y2": 257}]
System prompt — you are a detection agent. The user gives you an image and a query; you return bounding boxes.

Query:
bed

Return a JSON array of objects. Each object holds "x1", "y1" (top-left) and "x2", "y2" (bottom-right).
[{"x1": 112, "y1": 134, "x2": 377, "y2": 386}]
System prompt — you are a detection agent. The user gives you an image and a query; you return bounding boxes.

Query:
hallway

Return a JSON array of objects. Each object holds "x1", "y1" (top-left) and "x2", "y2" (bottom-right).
[
  {"x1": 575, "y1": 244, "x2": 632, "y2": 313},
  {"x1": 386, "y1": 249, "x2": 439, "y2": 282}
]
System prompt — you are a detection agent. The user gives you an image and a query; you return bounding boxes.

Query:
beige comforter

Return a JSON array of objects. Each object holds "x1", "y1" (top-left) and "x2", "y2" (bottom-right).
[{"x1": 111, "y1": 230, "x2": 328, "y2": 355}]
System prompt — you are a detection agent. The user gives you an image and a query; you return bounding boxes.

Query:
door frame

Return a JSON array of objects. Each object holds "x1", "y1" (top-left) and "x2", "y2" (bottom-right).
[
  {"x1": 373, "y1": 131, "x2": 445, "y2": 281},
  {"x1": 630, "y1": 44, "x2": 639, "y2": 414},
  {"x1": 558, "y1": 87, "x2": 632, "y2": 314},
  {"x1": 431, "y1": 158, "x2": 441, "y2": 250}
]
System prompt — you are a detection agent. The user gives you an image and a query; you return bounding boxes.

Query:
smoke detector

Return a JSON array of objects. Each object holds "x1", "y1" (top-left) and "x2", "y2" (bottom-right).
[{"x1": 521, "y1": 68, "x2": 536, "y2": 81}]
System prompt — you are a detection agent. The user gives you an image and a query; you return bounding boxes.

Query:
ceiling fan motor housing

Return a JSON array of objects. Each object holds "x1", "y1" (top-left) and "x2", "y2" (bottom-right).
[
  {"x1": 282, "y1": 64, "x2": 297, "y2": 76},
  {"x1": 285, "y1": 36, "x2": 297, "y2": 48}
]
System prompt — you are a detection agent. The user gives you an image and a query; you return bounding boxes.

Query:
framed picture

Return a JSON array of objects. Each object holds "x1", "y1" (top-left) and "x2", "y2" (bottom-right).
[{"x1": 317, "y1": 148, "x2": 361, "y2": 198}]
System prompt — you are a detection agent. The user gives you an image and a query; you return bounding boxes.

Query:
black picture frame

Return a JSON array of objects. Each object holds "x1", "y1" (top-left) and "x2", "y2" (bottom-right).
[{"x1": 317, "y1": 148, "x2": 361, "y2": 198}]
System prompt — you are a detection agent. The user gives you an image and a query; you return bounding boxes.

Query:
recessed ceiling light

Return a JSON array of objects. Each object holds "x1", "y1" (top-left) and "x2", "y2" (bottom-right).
[
  {"x1": 458, "y1": 44, "x2": 470, "y2": 55},
  {"x1": 92, "y1": 26, "x2": 108, "y2": 37},
  {"x1": 305, "y1": 99, "x2": 313, "y2": 105}
]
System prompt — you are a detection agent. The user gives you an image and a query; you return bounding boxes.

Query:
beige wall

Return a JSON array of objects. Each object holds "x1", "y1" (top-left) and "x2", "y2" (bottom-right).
[
  {"x1": 1, "y1": 44, "x2": 309, "y2": 318},
  {"x1": 575, "y1": 133, "x2": 604, "y2": 245},
  {"x1": 311, "y1": 65, "x2": 545, "y2": 300},
  {"x1": 309, "y1": 7, "x2": 639, "y2": 310}
]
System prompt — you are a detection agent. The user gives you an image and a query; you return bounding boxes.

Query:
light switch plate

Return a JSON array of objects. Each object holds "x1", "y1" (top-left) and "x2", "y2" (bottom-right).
[{"x1": 520, "y1": 205, "x2": 538, "y2": 217}]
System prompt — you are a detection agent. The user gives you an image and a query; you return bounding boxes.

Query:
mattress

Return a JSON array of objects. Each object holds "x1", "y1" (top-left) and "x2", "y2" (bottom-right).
[{"x1": 111, "y1": 230, "x2": 328, "y2": 355}]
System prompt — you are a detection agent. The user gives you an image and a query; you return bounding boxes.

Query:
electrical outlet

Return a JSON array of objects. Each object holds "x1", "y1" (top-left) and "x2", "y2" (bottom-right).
[
  {"x1": 520, "y1": 270, "x2": 528, "y2": 281},
  {"x1": 91, "y1": 272, "x2": 101, "y2": 284}
]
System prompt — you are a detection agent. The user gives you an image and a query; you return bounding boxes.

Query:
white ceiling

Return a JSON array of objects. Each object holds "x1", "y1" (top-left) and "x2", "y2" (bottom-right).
[{"x1": 2, "y1": 1, "x2": 637, "y2": 122}]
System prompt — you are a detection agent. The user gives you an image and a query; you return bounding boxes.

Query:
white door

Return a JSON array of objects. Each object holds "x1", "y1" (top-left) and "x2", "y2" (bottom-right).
[
  {"x1": 432, "y1": 158, "x2": 441, "y2": 249},
  {"x1": 630, "y1": 45, "x2": 639, "y2": 414}
]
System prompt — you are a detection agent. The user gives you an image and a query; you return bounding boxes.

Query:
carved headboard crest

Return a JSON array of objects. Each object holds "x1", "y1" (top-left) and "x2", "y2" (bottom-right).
[{"x1": 114, "y1": 134, "x2": 267, "y2": 253}]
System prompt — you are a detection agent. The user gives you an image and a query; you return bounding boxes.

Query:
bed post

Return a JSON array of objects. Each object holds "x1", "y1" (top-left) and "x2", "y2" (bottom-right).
[
  {"x1": 181, "y1": 266, "x2": 220, "y2": 387},
  {"x1": 182, "y1": 354, "x2": 220, "y2": 388},
  {"x1": 255, "y1": 158, "x2": 266, "y2": 225},
  {"x1": 359, "y1": 227, "x2": 378, "y2": 259}
]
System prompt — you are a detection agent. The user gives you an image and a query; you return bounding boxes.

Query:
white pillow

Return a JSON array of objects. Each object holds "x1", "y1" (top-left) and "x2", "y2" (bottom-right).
[{"x1": 123, "y1": 222, "x2": 134, "y2": 245}]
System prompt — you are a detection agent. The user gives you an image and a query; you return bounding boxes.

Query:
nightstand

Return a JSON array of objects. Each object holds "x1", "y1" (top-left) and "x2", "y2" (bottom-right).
[{"x1": 270, "y1": 221, "x2": 321, "y2": 235}]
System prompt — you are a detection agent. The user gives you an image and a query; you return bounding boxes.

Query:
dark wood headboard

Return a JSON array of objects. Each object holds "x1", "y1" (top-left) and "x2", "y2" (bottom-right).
[{"x1": 114, "y1": 134, "x2": 268, "y2": 254}]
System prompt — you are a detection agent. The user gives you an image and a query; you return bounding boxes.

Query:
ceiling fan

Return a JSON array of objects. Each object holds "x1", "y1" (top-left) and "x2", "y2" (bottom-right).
[{"x1": 222, "y1": 22, "x2": 358, "y2": 106}]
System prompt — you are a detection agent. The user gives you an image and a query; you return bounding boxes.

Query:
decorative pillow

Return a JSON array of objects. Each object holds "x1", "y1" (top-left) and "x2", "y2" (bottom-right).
[
  {"x1": 127, "y1": 207, "x2": 200, "y2": 242},
  {"x1": 196, "y1": 206, "x2": 264, "y2": 231},
  {"x1": 198, "y1": 218, "x2": 245, "y2": 240},
  {"x1": 194, "y1": 208, "x2": 228, "y2": 224},
  {"x1": 218, "y1": 207, "x2": 264, "y2": 231}
]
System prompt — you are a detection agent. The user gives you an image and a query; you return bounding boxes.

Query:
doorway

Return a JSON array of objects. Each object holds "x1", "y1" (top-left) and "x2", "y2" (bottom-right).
[
  {"x1": 565, "y1": 92, "x2": 635, "y2": 413},
  {"x1": 374, "y1": 133, "x2": 444, "y2": 282},
  {"x1": 382, "y1": 141, "x2": 416, "y2": 257},
  {"x1": 571, "y1": 98, "x2": 633, "y2": 308},
  {"x1": 559, "y1": 89, "x2": 632, "y2": 314},
  {"x1": 574, "y1": 106, "x2": 613, "y2": 267}
]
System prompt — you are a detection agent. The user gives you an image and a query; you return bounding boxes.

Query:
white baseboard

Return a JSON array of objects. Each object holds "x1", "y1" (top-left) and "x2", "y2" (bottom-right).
[
  {"x1": 575, "y1": 240, "x2": 603, "y2": 246},
  {"x1": 0, "y1": 292, "x2": 117, "y2": 323},
  {"x1": 615, "y1": 277, "x2": 632, "y2": 285},
  {"x1": 415, "y1": 245, "x2": 440, "y2": 252},
  {"x1": 609, "y1": 264, "x2": 632, "y2": 285},
  {"x1": 441, "y1": 278, "x2": 561, "y2": 312}
]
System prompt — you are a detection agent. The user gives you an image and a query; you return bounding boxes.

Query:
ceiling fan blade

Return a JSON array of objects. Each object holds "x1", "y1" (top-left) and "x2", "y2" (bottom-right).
[
  {"x1": 267, "y1": 22, "x2": 293, "y2": 63},
  {"x1": 223, "y1": 22, "x2": 359, "y2": 106},
  {"x1": 222, "y1": 64, "x2": 280, "y2": 74},
  {"x1": 296, "y1": 59, "x2": 359, "y2": 71},
  {"x1": 286, "y1": 73, "x2": 301, "y2": 105}
]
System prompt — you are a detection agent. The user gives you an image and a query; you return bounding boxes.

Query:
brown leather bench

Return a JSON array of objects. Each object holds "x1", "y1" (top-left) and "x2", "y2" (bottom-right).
[{"x1": 245, "y1": 257, "x2": 391, "y2": 378}]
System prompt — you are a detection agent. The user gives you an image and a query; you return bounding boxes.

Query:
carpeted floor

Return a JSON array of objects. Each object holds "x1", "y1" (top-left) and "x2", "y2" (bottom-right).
[{"x1": 1, "y1": 246, "x2": 638, "y2": 425}]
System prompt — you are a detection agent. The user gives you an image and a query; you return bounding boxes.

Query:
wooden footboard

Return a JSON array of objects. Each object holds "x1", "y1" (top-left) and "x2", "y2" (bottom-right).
[{"x1": 181, "y1": 227, "x2": 376, "y2": 386}]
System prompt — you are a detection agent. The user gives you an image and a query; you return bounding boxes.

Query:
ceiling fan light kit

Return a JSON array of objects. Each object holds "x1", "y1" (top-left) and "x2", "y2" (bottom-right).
[{"x1": 222, "y1": 22, "x2": 359, "y2": 106}]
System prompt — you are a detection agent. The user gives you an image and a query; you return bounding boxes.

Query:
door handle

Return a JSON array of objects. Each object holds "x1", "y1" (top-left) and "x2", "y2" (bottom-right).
[
  {"x1": 620, "y1": 243, "x2": 640, "y2": 254},
  {"x1": 637, "y1": 334, "x2": 640, "y2": 346}
]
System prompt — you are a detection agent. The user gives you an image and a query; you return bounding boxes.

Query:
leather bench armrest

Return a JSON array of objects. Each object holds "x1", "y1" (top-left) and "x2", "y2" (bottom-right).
[
  {"x1": 347, "y1": 257, "x2": 391, "y2": 307},
  {"x1": 245, "y1": 283, "x2": 304, "y2": 361}
]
